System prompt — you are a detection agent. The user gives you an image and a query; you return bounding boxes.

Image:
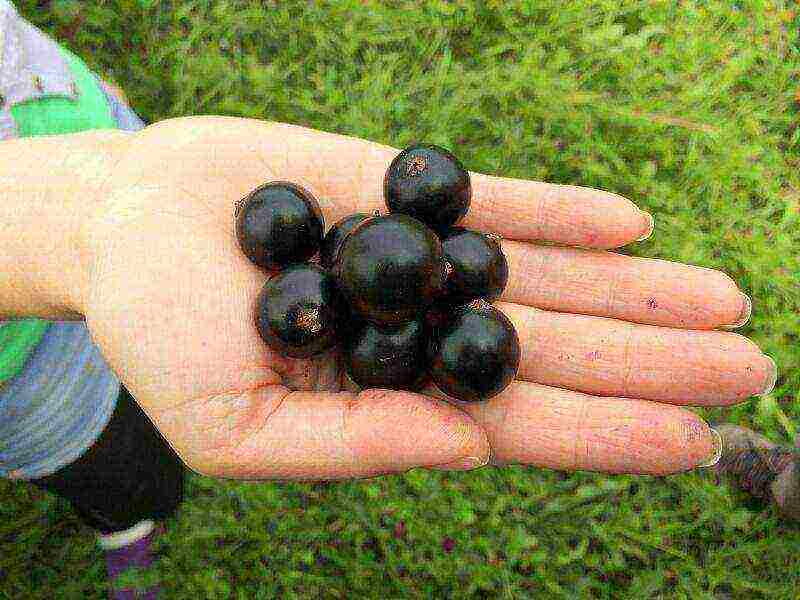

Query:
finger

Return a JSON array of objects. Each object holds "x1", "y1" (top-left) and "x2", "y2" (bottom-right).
[
  {"x1": 135, "y1": 118, "x2": 650, "y2": 248},
  {"x1": 430, "y1": 381, "x2": 721, "y2": 476},
  {"x1": 463, "y1": 173, "x2": 653, "y2": 248},
  {"x1": 501, "y1": 242, "x2": 751, "y2": 329},
  {"x1": 310, "y1": 131, "x2": 652, "y2": 248},
  {"x1": 157, "y1": 386, "x2": 490, "y2": 480},
  {"x1": 497, "y1": 302, "x2": 776, "y2": 405}
]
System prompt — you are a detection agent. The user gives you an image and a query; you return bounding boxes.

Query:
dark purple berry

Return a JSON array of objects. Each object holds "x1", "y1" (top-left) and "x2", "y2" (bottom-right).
[
  {"x1": 344, "y1": 318, "x2": 429, "y2": 391},
  {"x1": 236, "y1": 182, "x2": 324, "y2": 270},
  {"x1": 319, "y1": 213, "x2": 371, "y2": 270},
  {"x1": 384, "y1": 144, "x2": 471, "y2": 234},
  {"x1": 428, "y1": 300, "x2": 520, "y2": 402},
  {"x1": 255, "y1": 264, "x2": 344, "y2": 358},
  {"x1": 441, "y1": 228, "x2": 508, "y2": 304},
  {"x1": 335, "y1": 213, "x2": 446, "y2": 325}
]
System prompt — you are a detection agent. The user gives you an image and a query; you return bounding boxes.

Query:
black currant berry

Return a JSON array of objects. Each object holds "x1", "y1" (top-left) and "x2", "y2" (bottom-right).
[
  {"x1": 441, "y1": 228, "x2": 508, "y2": 304},
  {"x1": 335, "y1": 213, "x2": 446, "y2": 325},
  {"x1": 254, "y1": 264, "x2": 344, "y2": 358},
  {"x1": 235, "y1": 182, "x2": 324, "y2": 270},
  {"x1": 344, "y1": 318, "x2": 429, "y2": 391},
  {"x1": 319, "y1": 212, "x2": 371, "y2": 270},
  {"x1": 384, "y1": 144, "x2": 471, "y2": 235},
  {"x1": 428, "y1": 300, "x2": 520, "y2": 402}
]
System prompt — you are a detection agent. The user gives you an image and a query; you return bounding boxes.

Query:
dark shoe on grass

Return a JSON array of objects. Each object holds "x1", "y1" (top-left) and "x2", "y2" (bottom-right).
[{"x1": 713, "y1": 423, "x2": 800, "y2": 521}]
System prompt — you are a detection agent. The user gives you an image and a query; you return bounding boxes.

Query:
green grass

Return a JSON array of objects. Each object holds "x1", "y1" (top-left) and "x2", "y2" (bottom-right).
[{"x1": 2, "y1": 0, "x2": 799, "y2": 597}]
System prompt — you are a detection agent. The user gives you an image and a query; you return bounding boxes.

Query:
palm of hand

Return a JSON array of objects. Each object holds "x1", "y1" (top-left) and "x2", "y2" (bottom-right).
[{"x1": 79, "y1": 116, "x2": 773, "y2": 480}]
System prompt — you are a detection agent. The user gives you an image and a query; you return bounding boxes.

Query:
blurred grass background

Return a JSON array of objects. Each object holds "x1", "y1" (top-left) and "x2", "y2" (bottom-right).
[{"x1": 1, "y1": 0, "x2": 799, "y2": 597}]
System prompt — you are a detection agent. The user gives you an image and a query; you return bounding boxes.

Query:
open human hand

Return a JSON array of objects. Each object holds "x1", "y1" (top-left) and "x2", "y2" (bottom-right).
[{"x1": 71, "y1": 116, "x2": 774, "y2": 480}]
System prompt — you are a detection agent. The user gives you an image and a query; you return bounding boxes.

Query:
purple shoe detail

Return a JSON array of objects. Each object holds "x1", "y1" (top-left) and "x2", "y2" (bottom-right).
[{"x1": 104, "y1": 531, "x2": 161, "y2": 600}]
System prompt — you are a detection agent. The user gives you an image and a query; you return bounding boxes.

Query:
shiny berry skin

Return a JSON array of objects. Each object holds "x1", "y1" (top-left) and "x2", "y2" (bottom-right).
[
  {"x1": 319, "y1": 212, "x2": 371, "y2": 270},
  {"x1": 235, "y1": 182, "x2": 324, "y2": 270},
  {"x1": 254, "y1": 264, "x2": 344, "y2": 358},
  {"x1": 441, "y1": 228, "x2": 508, "y2": 304},
  {"x1": 344, "y1": 318, "x2": 429, "y2": 391},
  {"x1": 335, "y1": 213, "x2": 446, "y2": 325},
  {"x1": 384, "y1": 144, "x2": 471, "y2": 235},
  {"x1": 428, "y1": 300, "x2": 520, "y2": 402}
]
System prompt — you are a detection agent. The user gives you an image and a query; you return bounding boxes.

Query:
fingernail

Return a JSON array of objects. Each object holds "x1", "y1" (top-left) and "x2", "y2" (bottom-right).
[
  {"x1": 758, "y1": 355, "x2": 778, "y2": 396},
  {"x1": 431, "y1": 455, "x2": 489, "y2": 471},
  {"x1": 696, "y1": 426, "x2": 723, "y2": 468},
  {"x1": 721, "y1": 293, "x2": 751, "y2": 330},
  {"x1": 636, "y1": 211, "x2": 654, "y2": 241}
]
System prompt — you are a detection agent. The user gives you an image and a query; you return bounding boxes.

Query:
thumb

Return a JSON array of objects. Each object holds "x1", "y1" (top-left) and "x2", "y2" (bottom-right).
[{"x1": 156, "y1": 385, "x2": 490, "y2": 480}]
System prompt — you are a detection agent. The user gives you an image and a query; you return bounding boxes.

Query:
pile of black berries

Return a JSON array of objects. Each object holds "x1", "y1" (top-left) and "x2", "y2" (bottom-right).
[{"x1": 235, "y1": 144, "x2": 521, "y2": 402}]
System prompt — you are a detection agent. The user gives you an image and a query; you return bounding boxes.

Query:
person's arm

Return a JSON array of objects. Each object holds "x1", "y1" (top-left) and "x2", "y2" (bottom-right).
[
  {"x1": 1, "y1": 116, "x2": 770, "y2": 480},
  {"x1": 0, "y1": 130, "x2": 129, "y2": 320}
]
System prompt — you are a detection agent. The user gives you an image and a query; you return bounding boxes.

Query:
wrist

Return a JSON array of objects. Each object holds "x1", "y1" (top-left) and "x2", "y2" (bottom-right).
[{"x1": 0, "y1": 130, "x2": 131, "y2": 320}]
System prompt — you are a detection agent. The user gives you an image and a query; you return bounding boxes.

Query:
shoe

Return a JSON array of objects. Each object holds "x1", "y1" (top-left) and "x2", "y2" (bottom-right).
[
  {"x1": 100, "y1": 520, "x2": 161, "y2": 600},
  {"x1": 713, "y1": 423, "x2": 800, "y2": 520}
]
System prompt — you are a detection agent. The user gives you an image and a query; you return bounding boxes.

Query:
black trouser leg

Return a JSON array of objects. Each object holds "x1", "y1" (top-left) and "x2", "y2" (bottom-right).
[{"x1": 29, "y1": 386, "x2": 185, "y2": 535}]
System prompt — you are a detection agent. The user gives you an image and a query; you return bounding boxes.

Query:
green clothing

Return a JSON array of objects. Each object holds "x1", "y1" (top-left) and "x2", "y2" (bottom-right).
[{"x1": 0, "y1": 46, "x2": 116, "y2": 386}]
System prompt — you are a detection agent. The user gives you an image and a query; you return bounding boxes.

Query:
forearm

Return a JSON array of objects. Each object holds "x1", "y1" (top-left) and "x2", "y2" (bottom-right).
[{"x1": 0, "y1": 130, "x2": 130, "y2": 320}]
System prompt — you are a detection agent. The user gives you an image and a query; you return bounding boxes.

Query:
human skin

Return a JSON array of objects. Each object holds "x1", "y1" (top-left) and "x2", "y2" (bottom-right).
[{"x1": 0, "y1": 116, "x2": 775, "y2": 480}]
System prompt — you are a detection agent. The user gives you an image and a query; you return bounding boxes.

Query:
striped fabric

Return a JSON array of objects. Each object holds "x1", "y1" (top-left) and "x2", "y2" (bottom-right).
[{"x1": 0, "y1": 323, "x2": 122, "y2": 478}]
